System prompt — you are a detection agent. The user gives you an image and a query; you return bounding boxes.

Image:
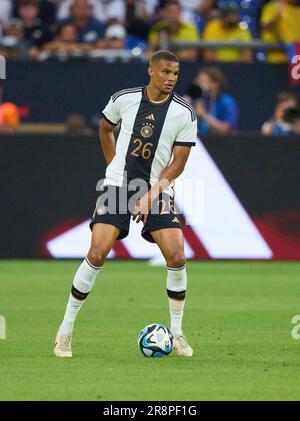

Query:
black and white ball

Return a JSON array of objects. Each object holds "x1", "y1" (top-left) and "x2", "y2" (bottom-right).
[{"x1": 138, "y1": 323, "x2": 173, "y2": 357}]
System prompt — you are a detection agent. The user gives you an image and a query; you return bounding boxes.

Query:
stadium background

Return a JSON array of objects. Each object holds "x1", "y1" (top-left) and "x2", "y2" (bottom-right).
[
  {"x1": 1, "y1": 0, "x2": 300, "y2": 403},
  {"x1": 0, "y1": 0, "x2": 299, "y2": 261},
  {"x1": 1, "y1": 61, "x2": 299, "y2": 260},
  {"x1": 1, "y1": 132, "x2": 299, "y2": 260},
  {"x1": 4, "y1": 61, "x2": 292, "y2": 130}
]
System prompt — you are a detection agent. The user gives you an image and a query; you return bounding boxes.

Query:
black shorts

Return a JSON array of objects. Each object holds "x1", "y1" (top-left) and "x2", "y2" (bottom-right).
[{"x1": 90, "y1": 185, "x2": 182, "y2": 243}]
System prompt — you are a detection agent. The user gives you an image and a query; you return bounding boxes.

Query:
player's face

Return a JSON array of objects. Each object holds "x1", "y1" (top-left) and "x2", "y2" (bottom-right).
[{"x1": 149, "y1": 60, "x2": 179, "y2": 95}]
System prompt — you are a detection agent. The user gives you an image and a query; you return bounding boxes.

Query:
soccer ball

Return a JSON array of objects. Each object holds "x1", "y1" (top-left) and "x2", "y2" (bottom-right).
[{"x1": 138, "y1": 323, "x2": 173, "y2": 357}]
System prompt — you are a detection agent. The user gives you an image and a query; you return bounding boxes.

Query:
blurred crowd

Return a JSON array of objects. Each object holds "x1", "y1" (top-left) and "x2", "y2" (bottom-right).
[
  {"x1": 0, "y1": 0, "x2": 300, "y2": 62},
  {"x1": 184, "y1": 66, "x2": 300, "y2": 136},
  {"x1": 1, "y1": 0, "x2": 300, "y2": 136},
  {"x1": 2, "y1": 63, "x2": 300, "y2": 136}
]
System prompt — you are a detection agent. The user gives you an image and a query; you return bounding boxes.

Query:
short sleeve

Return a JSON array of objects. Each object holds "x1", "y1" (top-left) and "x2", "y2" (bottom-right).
[
  {"x1": 101, "y1": 95, "x2": 122, "y2": 126},
  {"x1": 174, "y1": 115, "x2": 197, "y2": 147}
]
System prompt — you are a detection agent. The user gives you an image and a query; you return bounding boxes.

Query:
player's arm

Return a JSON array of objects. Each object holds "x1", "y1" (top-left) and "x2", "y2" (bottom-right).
[
  {"x1": 133, "y1": 146, "x2": 192, "y2": 224},
  {"x1": 99, "y1": 94, "x2": 121, "y2": 165},
  {"x1": 133, "y1": 111, "x2": 197, "y2": 223},
  {"x1": 99, "y1": 118, "x2": 117, "y2": 165},
  {"x1": 152, "y1": 111, "x2": 197, "y2": 199},
  {"x1": 152, "y1": 145, "x2": 191, "y2": 198}
]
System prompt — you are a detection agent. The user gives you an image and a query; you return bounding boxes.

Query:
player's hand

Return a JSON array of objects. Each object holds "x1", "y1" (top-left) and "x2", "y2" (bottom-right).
[{"x1": 132, "y1": 195, "x2": 152, "y2": 225}]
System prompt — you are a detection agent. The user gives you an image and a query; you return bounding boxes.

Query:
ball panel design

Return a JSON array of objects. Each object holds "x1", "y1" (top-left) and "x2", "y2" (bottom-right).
[{"x1": 138, "y1": 323, "x2": 173, "y2": 358}]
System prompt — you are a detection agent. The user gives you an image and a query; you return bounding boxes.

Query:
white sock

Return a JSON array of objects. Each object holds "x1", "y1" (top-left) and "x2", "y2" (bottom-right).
[
  {"x1": 166, "y1": 265, "x2": 187, "y2": 338},
  {"x1": 60, "y1": 258, "x2": 102, "y2": 334},
  {"x1": 169, "y1": 298, "x2": 185, "y2": 337},
  {"x1": 59, "y1": 295, "x2": 83, "y2": 334}
]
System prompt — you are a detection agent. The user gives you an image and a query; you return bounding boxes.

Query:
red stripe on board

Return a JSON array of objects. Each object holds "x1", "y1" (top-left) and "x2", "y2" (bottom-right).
[
  {"x1": 182, "y1": 223, "x2": 210, "y2": 259},
  {"x1": 113, "y1": 240, "x2": 131, "y2": 258},
  {"x1": 252, "y1": 209, "x2": 300, "y2": 259},
  {"x1": 39, "y1": 218, "x2": 86, "y2": 257}
]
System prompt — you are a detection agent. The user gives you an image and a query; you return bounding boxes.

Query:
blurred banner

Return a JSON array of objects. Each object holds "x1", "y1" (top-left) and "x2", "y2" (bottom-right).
[
  {"x1": 1, "y1": 135, "x2": 299, "y2": 259},
  {"x1": 5, "y1": 61, "x2": 292, "y2": 131}
]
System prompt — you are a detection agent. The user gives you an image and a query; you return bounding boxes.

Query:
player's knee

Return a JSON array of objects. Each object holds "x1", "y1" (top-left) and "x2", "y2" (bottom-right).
[
  {"x1": 87, "y1": 247, "x2": 106, "y2": 267},
  {"x1": 166, "y1": 252, "x2": 185, "y2": 269}
]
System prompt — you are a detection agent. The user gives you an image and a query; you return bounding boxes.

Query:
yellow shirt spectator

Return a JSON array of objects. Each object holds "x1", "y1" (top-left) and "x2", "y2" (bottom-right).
[
  {"x1": 148, "y1": 20, "x2": 200, "y2": 46},
  {"x1": 203, "y1": 18, "x2": 252, "y2": 62},
  {"x1": 148, "y1": 1, "x2": 200, "y2": 61},
  {"x1": 261, "y1": 1, "x2": 300, "y2": 63}
]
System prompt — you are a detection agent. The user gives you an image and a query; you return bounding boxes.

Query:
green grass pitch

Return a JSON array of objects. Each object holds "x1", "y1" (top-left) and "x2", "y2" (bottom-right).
[{"x1": 0, "y1": 260, "x2": 300, "y2": 401}]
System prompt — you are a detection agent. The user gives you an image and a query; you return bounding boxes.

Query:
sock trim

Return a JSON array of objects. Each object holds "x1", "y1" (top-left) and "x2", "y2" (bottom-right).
[
  {"x1": 71, "y1": 285, "x2": 89, "y2": 300},
  {"x1": 85, "y1": 257, "x2": 102, "y2": 271},
  {"x1": 167, "y1": 264, "x2": 186, "y2": 272},
  {"x1": 167, "y1": 289, "x2": 186, "y2": 300}
]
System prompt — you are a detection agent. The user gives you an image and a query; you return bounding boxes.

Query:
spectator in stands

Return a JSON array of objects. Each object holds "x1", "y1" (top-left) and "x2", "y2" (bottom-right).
[
  {"x1": 203, "y1": 4, "x2": 253, "y2": 63},
  {"x1": 61, "y1": 0, "x2": 106, "y2": 46},
  {"x1": 0, "y1": 19, "x2": 27, "y2": 59},
  {"x1": 56, "y1": 0, "x2": 126, "y2": 25},
  {"x1": 16, "y1": 0, "x2": 53, "y2": 58},
  {"x1": 124, "y1": 0, "x2": 155, "y2": 41},
  {"x1": 14, "y1": 0, "x2": 56, "y2": 26},
  {"x1": 177, "y1": 0, "x2": 215, "y2": 25},
  {"x1": 261, "y1": 92, "x2": 300, "y2": 135},
  {"x1": 42, "y1": 22, "x2": 92, "y2": 54},
  {"x1": 38, "y1": 0, "x2": 56, "y2": 25},
  {"x1": 185, "y1": 66, "x2": 239, "y2": 135},
  {"x1": 260, "y1": 0, "x2": 300, "y2": 63},
  {"x1": 283, "y1": 107, "x2": 300, "y2": 136},
  {"x1": 3, "y1": 18, "x2": 24, "y2": 40},
  {"x1": 65, "y1": 113, "x2": 92, "y2": 135},
  {"x1": 104, "y1": 23, "x2": 127, "y2": 50},
  {"x1": 215, "y1": 0, "x2": 260, "y2": 36},
  {"x1": 0, "y1": 81, "x2": 20, "y2": 134},
  {"x1": 148, "y1": 0, "x2": 200, "y2": 61},
  {"x1": 0, "y1": 1, "x2": 13, "y2": 24}
]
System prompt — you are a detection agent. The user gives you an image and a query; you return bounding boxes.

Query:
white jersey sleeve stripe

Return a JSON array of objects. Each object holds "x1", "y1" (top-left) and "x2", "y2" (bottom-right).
[
  {"x1": 173, "y1": 96, "x2": 196, "y2": 122},
  {"x1": 112, "y1": 87, "x2": 143, "y2": 102},
  {"x1": 173, "y1": 93, "x2": 196, "y2": 121}
]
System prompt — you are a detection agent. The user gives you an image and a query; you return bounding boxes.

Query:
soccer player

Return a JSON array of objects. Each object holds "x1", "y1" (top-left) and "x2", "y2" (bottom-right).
[{"x1": 54, "y1": 50, "x2": 197, "y2": 358}]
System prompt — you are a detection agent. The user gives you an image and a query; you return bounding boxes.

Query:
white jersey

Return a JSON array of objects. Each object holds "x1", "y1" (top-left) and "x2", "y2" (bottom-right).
[{"x1": 101, "y1": 86, "x2": 197, "y2": 196}]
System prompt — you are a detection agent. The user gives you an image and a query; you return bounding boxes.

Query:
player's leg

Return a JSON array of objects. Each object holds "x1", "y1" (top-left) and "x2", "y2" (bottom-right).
[
  {"x1": 54, "y1": 223, "x2": 120, "y2": 357},
  {"x1": 60, "y1": 223, "x2": 120, "y2": 332},
  {"x1": 150, "y1": 228, "x2": 193, "y2": 357}
]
